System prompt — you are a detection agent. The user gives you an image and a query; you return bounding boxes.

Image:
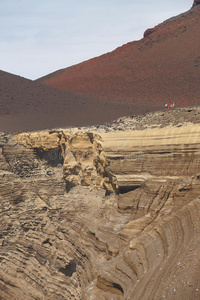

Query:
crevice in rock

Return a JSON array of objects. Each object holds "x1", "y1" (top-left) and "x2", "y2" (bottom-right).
[
  {"x1": 65, "y1": 181, "x2": 76, "y2": 192},
  {"x1": 42, "y1": 238, "x2": 52, "y2": 246},
  {"x1": 35, "y1": 148, "x2": 64, "y2": 167},
  {"x1": 112, "y1": 283, "x2": 124, "y2": 295},
  {"x1": 119, "y1": 185, "x2": 140, "y2": 194},
  {"x1": 105, "y1": 189, "x2": 112, "y2": 196},
  {"x1": 97, "y1": 276, "x2": 124, "y2": 296},
  {"x1": 59, "y1": 261, "x2": 76, "y2": 277}
]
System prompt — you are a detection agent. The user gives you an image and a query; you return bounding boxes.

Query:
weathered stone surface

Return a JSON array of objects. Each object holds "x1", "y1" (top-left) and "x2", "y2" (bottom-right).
[
  {"x1": 1, "y1": 123, "x2": 200, "y2": 299},
  {"x1": 14, "y1": 131, "x2": 118, "y2": 193}
]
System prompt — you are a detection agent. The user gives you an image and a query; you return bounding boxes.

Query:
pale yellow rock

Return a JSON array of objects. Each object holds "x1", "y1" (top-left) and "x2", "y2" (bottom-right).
[
  {"x1": 99, "y1": 124, "x2": 200, "y2": 149},
  {"x1": 34, "y1": 196, "x2": 49, "y2": 209},
  {"x1": 14, "y1": 131, "x2": 61, "y2": 150},
  {"x1": 14, "y1": 130, "x2": 118, "y2": 193}
]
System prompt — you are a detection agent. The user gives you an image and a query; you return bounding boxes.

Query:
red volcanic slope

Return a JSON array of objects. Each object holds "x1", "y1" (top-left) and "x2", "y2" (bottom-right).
[
  {"x1": 0, "y1": 70, "x2": 136, "y2": 132},
  {"x1": 38, "y1": 5, "x2": 200, "y2": 110}
]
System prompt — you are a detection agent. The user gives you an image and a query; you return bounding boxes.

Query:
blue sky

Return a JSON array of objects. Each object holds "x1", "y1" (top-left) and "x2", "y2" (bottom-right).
[{"x1": 0, "y1": 0, "x2": 191, "y2": 80}]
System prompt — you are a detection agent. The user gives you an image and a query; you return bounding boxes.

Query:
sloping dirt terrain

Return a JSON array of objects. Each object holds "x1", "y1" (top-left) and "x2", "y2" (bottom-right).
[
  {"x1": 0, "y1": 70, "x2": 136, "y2": 133},
  {"x1": 2, "y1": 6, "x2": 200, "y2": 132},
  {"x1": 38, "y1": 5, "x2": 200, "y2": 112}
]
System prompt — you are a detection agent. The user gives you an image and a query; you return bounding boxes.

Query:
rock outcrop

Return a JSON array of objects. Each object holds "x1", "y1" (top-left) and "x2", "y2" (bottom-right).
[
  {"x1": 1, "y1": 122, "x2": 200, "y2": 299},
  {"x1": 143, "y1": 28, "x2": 155, "y2": 38},
  {"x1": 193, "y1": 0, "x2": 200, "y2": 7},
  {"x1": 14, "y1": 130, "x2": 118, "y2": 193}
]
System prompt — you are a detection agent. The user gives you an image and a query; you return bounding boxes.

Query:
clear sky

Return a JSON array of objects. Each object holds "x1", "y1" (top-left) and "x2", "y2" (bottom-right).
[{"x1": 0, "y1": 0, "x2": 192, "y2": 80}]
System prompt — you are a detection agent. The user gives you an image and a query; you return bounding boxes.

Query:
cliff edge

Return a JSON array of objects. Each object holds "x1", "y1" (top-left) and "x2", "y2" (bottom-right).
[{"x1": 1, "y1": 114, "x2": 200, "y2": 299}]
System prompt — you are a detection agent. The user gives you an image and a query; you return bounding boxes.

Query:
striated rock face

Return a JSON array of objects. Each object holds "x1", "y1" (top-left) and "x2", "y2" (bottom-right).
[
  {"x1": 14, "y1": 131, "x2": 118, "y2": 193},
  {"x1": 1, "y1": 123, "x2": 200, "y2": 299}
]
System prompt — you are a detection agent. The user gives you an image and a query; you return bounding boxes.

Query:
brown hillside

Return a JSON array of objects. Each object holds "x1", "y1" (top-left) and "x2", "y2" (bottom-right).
[
  {"x1": 0, "y1": 70, "x2": 137, "y2": 132},
  {"x1": 38, "y1": 5, "x2": 200, "y2": 110}
]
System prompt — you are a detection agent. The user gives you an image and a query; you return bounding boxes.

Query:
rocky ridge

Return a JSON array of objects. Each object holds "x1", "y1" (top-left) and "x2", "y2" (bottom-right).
[{"x1": 1, "y1": 109, "x2": 200, "y2": 299}]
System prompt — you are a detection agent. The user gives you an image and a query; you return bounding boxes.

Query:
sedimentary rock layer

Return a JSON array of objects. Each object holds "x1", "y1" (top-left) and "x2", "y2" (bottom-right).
[
  {"x1": 1, "y1": 124, "x2": 200, "y2": 299},
  {"x1": 14, "y1": 131, "x2": 117, "y2": 193}
]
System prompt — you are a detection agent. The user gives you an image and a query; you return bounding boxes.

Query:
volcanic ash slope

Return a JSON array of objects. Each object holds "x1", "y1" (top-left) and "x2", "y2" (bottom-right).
[{"x1": 38, "y1": 4, "x2": 200, "y2": 112}]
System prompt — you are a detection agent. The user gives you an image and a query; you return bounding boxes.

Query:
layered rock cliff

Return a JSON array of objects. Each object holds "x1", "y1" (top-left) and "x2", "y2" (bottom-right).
[
  {"x1": 14, "y1": 131, "x2": 118, "y2": 193},
  {"x1": 1, "y1": 121, "x2": 200, "y2": 299}
]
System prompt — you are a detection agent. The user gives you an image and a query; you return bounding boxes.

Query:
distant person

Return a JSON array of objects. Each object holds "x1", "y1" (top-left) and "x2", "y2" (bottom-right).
[
  {"x1": 170, "y1": 103, "x2": 175, "y2": 108},
  {"x1": 165, "y1": 103, "x2": 168, "y2": 108},
  {"x1": 167, "y1": 104, "x2": 170, "y2": 109}
]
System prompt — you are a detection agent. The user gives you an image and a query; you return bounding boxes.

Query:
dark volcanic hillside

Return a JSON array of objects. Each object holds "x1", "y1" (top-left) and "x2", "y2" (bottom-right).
[
  {"x1": 0, "y1": 70, "x2": 136, "y2": 132},
  {"x1": 38, "y1": 4, "x2": 200, "y2": 110}
]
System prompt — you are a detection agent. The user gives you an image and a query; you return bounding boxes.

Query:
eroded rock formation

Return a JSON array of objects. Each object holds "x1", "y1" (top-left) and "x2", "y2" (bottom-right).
[
  {"x1": 1, "y1": 122, "x2": 200, "y2": 299},
  {"x1": 14, "y1": 130, "x2": 118, "y2": 193}
]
